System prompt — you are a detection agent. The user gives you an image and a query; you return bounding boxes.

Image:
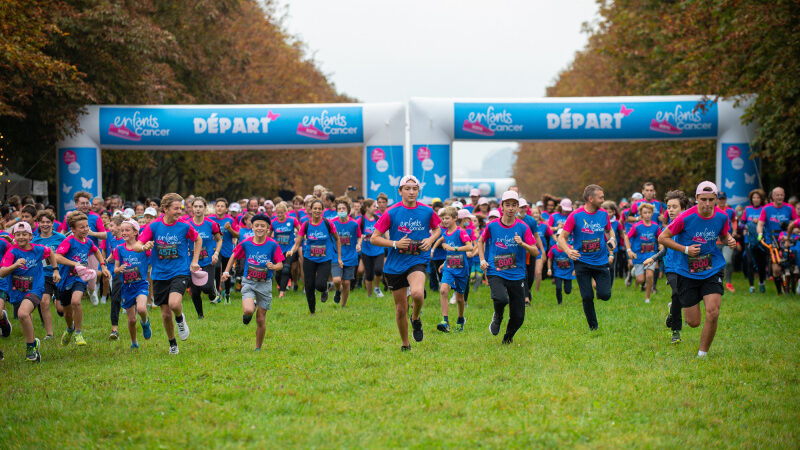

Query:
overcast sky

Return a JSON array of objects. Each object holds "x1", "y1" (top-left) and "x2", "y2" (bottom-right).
[{"x1": 274, "y1": 0, "x2": 600, "y2": 177}]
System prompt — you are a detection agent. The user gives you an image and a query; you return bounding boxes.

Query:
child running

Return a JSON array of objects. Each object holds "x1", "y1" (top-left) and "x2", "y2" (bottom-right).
[
  {"x1": 111, "y1": 219, "x2": 153, "y2": 349},
  {"x1": 547, "y1": 230, "x2": 575, "y2": 305},
  {"x1": 432, "y1": 206, "x2": 473, "y2": 332}
]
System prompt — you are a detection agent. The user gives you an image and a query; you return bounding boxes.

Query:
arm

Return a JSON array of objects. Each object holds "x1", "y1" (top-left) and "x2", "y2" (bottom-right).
[
  {"x1": 557, "y1": 231, "x2": 580, "y2": 261},
  {"x1": 477, "y1": 236, "x2": 489, "y2": 271},
  {"x1": 212, "y1": 232, "x2": 222, "y2": 265},
  {"x1": 191, "y1": 237, "x2": 202, "y2": 271},
  {"x1": 220, "y1": 256, "x2": 236, "y2": 282},
  {"x1": 643, "y1": 246, "x2": 667, "y2": 266},
  {"x1": 93, "y1": 247, "x2": 111, "y2": 279},
  {"x1": 0, "y1": 257, "x2": 25, "y2": 278},
  {"x1": 658, "y1": 228, "x2": 700, "y2": 256},
  {"x1": 49, "y1": 252, "x2": 61, "y2": 284},
  {"x1": 288, "y1": 234, "x2": 302, "y2": 257}
]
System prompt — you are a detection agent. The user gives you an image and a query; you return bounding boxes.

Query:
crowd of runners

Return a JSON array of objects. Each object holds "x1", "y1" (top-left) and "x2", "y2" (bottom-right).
[{"x1": 1, "y1": 179, "x2": 798, "y2": 361}]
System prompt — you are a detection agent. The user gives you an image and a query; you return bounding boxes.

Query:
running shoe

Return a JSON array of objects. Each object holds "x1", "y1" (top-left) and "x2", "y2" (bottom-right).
[
  {"x1": 436, "y1": 321, "x2": 450, "y2": 333},
  {"x1": 456, "y1": 318, "x2": 466, "y2": 332},
  {"x1": 411, "y1": 318, "x2": 423, "y2": 342},
  {"x1": 0, "y1": 350, "x2": 3, "y2": 361},
  {"x1": 320, "y1": 290, "x2": 329, "y2": 303},
  {"x1": 401, "y1": 345, "x2": 411, "y2": 352},
  {"x1": 109, "y1": 330, "x2": 118, "y2": 340},
  {"x1": 670, "y1": 330, "x2": 681, "y2": 344},
  {"x1": 374, "y1": 287, "x2": 384, "y2": 298},
  {"x1": 0, "y1": 310, "x2": 11, "y2": 337},
  {"x1": 74, "y1": 332, "x2": 87, "y2": 346},
  {"x1": 61, "y1": 328, "x2": 74, "y2": 346},
  {"x1": 142, "y1": 320, "x2": 152, "y2": 340},
  {"x1": 665, "y1": 302, "x2": 672, "y2": 328},
  {"x1": 333, "y1": 290, "x2": 341, "y2": 304},
  {"x1": 210, "y1": 297, "x2": 220, "y2": 304},
  {"x1": 44, "y1": 334, "x2": 53, "y2": 341},
  {"x1": 725, "y1": 283, "x2": 735, "y2": 293},
  {"x1": 489, "y1": 313, "x2": 501, "y2": 336},
  {"x1": 501, "y1": 335, "x2": 513, "y2": 345},
  {"x1": 644, "y1": 298, "x2": 650, "y2": 304},
  {"x1": 449, "y1": 294, "x2": 456, "y2": 305},
  {"x1": 131, "y1": 342, "x2": 140, "y2": 349},
  {"x1": 759, "y1": 283, "x2": 766, "y2": 293},
  {"x1": 176, "y1": 319, "x2": 190, "y2": 341},
  {"x1": 278, "y1": 291, "x2": 285, "y2": 299},
  {"x1": 749, "y1": 286, "x2": 755, "y2": 293},
  {"x1": 26, "y1": 338, "x2": 41, "y2": 362},
  {"x1": 169, "y1": 343, "x2": 179, "y2": 354},
  {"x1": 90, "y1": 290, "x2": 99, "y2": 306}
]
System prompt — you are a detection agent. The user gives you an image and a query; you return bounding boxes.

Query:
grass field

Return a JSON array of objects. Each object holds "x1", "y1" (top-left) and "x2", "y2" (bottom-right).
[{"x1": 1, "y1": 273, "x2": 798, "y2": 448}]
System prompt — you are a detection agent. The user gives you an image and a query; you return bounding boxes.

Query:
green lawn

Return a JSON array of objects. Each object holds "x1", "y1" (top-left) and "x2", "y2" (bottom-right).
[{"x1": 1, "y1": 273, "x2": 798, "y2": 448}]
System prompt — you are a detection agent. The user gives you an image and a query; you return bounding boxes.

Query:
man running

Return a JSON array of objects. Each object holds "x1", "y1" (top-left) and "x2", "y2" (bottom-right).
[{"x1": 757, "y1": 187, "x2": 798, "y2": 294}]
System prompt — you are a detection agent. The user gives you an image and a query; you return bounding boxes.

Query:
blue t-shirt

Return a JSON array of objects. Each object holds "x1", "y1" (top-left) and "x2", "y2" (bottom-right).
[
  {"x1": 374, "y1": 203, "x2": 442, "y2": 275},
  {"x1": 112, "y1": 243, "x2": 151, "y2": 287},
  {"x1": 0, "y1": 238, "x2": 9, "y2": 292},
  {"x1": 481, "y1": 219, "x2": 535, "y2": 281},
  {"x1": 239, "y1": 227, "x2": 254, "y2": 243},
  {"x1": 628, "y1": 221, "x2": 661, "y2": 264},
  {"x1": 562, "y1": 207, "x2": 612, "y2": 266},
  {"x1": 271, "y1": 217, "x2": 300, "y2": 253},
  {"x1": 431, "y1": 225, "x2": 448, "y2": 261},
  {"x1": 56, "y1": 235, "x2": 99, "y2": 290},
  {"x1": 300, "y1": 219, "x2": 336, "y2": 263},
  {"x1": 359, "y1": 215, "x2": 384, "y2": 257},
  {"x1": 667, "y1": 205, "x2": 731, "y2": 279},
  {"x1": 32, "y1": 232, "x2": 66, "y2": 278},
  {"x1": 1, "y1": 244, "x2": 51, "y2": 304},
  {"x1": 547, "y1": 245, "x2": 575, "y2": 280},
  {"x1": 759, "y1": 203, "x2": 797, "y2": 244},
  {"x1": 188, "y1": 218, "x2": 220, "y2": 267},
  {"x1": 233, "y1": 237, "x2": 285, "y2": 281},
  {"x1": 742, "y1": 205, "x2": 762, "y2": 244},
  {"x1": 441, "y1": 228, "x2": 472, "y2": 279},
  {"x1": 323, "y1": 209, "x2": 338, "y2": 221},
  {"x1": 209, "y1": 214, "x2": 238, "y2": 258},
  {"x1": 104, "y1": 234, "x2": 126, "y2": 281},
  {"x1": 332, "y1": 218, "x2": 361, "y2": 267},
  {"x1": 632, "y1": 199, "x2": 666, "y2": 225},
  {"x1": 138, "y1": 217, "x2": 199, "y2": 281}
]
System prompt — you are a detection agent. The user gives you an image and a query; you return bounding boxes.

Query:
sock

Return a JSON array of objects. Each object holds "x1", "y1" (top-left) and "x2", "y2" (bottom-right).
[
  {"x1": 443, "y1": 315, "x2": 448, "y2": 323},
  {"x1": 698, "y1": 350, "x2": 708, "y2": 357},
  {"x1": 175, "y1": 314, "x2": 184, "y2": 323},
  {"x1": 243, "y1": 315, "x2": 252, "y2": 325},
  {"x1": 457, "y1": 317, "x2": 465, "y2": 324},
  {"x1": 169, "y1": 338, "x2": 177, "y2": 346}
]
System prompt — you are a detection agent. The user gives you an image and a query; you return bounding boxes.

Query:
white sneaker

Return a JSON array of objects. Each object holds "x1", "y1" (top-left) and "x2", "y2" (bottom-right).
[
  {"x1": 449, "y1": 293, "x2": 456, "y2": 305},
  {"x1": 374, "y1": 287, "x2": 384, "y2": 298},
  {"x1": 169, "y1": 344, "x2": 179, "y2": 354},
  {"x1": 90, "y1": 290, "x2": 99, "y2": 306},
  {"x1": 645, "y1": 298, "x2": 650, "y2": 303},
  {"x1": 100, "y1": 296, "x2": 107, "y2": 304},
  {"x1": 176, "y1": 319, "x2": 190, "y2": 341}
]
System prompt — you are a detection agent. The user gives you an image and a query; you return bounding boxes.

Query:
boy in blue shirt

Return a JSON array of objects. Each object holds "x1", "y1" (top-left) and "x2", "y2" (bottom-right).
[{"x1": 432, "y1": 207, "x2": 473, "y2": 332}]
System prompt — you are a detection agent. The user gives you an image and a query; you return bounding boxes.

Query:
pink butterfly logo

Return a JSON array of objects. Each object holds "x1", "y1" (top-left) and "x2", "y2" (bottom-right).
[
  {"x1": 495, "y1": 241, "x2": 508, "y2": 249},
  {"x1": 267, "y1": 110, "x2": 280, "y2": 121},
  {"x1": 619, "y1": 104, "x2": 634, "y2": 117},
  {"x1": 397, "y1": 226, "x2": 412, "y2": 234}
]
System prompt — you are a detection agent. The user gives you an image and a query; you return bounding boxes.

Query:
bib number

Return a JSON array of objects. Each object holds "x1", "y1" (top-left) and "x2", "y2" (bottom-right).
[
  {"x1": 398, "y1": 240, "x2": 422, "y2": 256},
  {"x1": 12, "y1": 275, "x2": 33, "y2": 292},
  {"x1": 122, "y1": 267, "x2": 142, "y2": 284},
  {"x1": 556, "y1": 258, "x2": 571, "y2": 269},
  {"x1": 157, "y1": 243, "x2": 179, "y2": 260},
  {"x1": 640, "y1": 242, "x2": 655, "y2": 253},
  {"x1": 309, "y1": 244, "x2": 327, "y2": 258},
  {"x1": 446, "y1": 254, "x2": 465, "y2": 269},
  {"x1": 340, "y1": 235, "x2": 351, "y2": 246},
  {"x1": 581, "y1": 238, "x2": 602, "y2": 253},
  {"x1": 688, "y1": 253, "x2": 712, "y2": 273},
  {"x1": 276, "y1": 235, "x2": 291, "y2": 245},
  {"x1": 198, "y1": 248, "x2": 209, "y2": 260},
  {"x1": 246, "y1": 265, "x2": 269, "y2": 282},
  {"x1": 494, "y1": 254, "x2": 517, "y2": 271}
]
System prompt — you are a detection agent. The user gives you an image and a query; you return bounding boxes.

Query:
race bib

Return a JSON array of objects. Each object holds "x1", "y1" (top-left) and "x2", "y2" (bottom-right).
[
  {"x1": 246, "y1": 265, "x2": 269, "y2": 282},
  {"x1": 398, "y1": 240, "x2": 422, "y2": 256},
  {"x1": 446, "y1": 254, "x2": 465, "y2": 269},
  {"x1": 494, "y1": 254, "x2": 517, "y2": 271},
  {"x1": 688, "y1": 253, "x2": 712, "y2": 273},
  {"x1": 581, "y1": 238, "x2": 602, "y2": 253},
  {"x1": 340, "y1": 235, "x2": 351, "y2": 246},
  {"x1": 641, "y1": 242, "x2": 655, "y2": 253},
  {"x1": 12, "y1": 275, "x2": 33, "y2": 292},
  {"x1": 309, "y1": 244, "x2": 327, "y2": 258},
  {"x1": 157, "y1": 243, "x2": 179, "y2": 260},
  {"x1": 276, "y1": 235, "x2": 291, "y2": 245},
  {"x1": 556, "y1": 258, "x2": 571, "y2": 269},
  {"x1": 122, "y1": 267, "x2": 142, "y2": 284},
  {"x1": 198, "y1": 248, "x2": 209, "y2": 260}
]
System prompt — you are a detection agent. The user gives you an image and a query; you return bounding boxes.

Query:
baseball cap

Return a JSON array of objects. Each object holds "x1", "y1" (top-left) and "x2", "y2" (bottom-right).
[
  {"x1": 477, "y1": 197, "x2": 489, "y2": 206},
  {"x1": 518, "y1": 198, "x2": 528, "y2": 208},
  {"x1": 12, "y1": 221, "x2": 32, "y2": 234},
  {"x1": 535, "y1": 201, "x2": 544, "y2": 207},
  {"x1": 631, "y1": 192, "x2": 644, "y2": 200},
  {"x1": 696, "y1": 181, "x2": 718, "y2": 196},
  {"x1": 264, "y1": 200, "x2": 275, "y2": 208},
  {"x1": 469, "y1": 188, "x2": 481, "y2": 197},
  {"x1": 457, "y1": 209, "x2": 473, "y2": 220},
  {"x1": 251, "y1": 213, "x2": 270, "y2": 225},
  {"x1": 123, "y1": 208, "x2": 135, "y2": 218},
  {"x1": 304, "y1": 194, "x2": 314, "y2": 202},
  {"x1": 191, "y1": 268, "x2": 208, "y2": 287},
  {"x1": 500, "y1": 190, "x2": 520, "y2": 203},
  {"x1": 74, "y1": 265, "x2": 97, "y2": 283},
  {"x1": 123, "y1": 219, "x2": 140, "y2": 233},
  {"x1": 399, "y1": 175, "x2": 420, "y2": 187},
  {"x1": 560, "y1": 198, "x2": 573, "y2": 212},
  {"x1": 144, "y1": 207, "x2": 158, "y2": 217},
  {"x1": 488, "y1": 210, "x2": 501, "y2": 219},
  {"x1": 717, "y1": 191, "x2": 727, "y2": 199},
  {"x1": 229, "y1": 203, "x2": 242, "y2": 213},
  {"x1": 451, "y1": 201, "x2": 464, "y2": 209}
]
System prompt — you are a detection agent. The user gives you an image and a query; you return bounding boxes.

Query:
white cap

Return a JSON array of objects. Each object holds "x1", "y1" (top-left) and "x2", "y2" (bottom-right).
[
  {"x1": 477, "y1": 197, "x2": 489, "y2": 206},
  {"x1": 560, "y1": 198, "x2": 573, "y2": 212},
  {"x1": 123, "y1": 208, "x2": 135, "y2": 218},
  {"x1": 518, "y1": 198, "x2": 528, "y2": 208},
  {"x1": 469, "y1": 188, "x2": 481, "y2": 197},
  {"x1": 112, "y1": 210, "x2": 123, "y2": 217},
  {"x1": 535, "y1": 200, "x2": 544, "y2": 207},
  {"x1": 451, "y1": 200, "x2": 463, "y2": 209},
  {"x1": 696, "y1": 181, "x2": 718, "y2": 196},
  {"x1": 457, "y1": 209, "x2": 473, "y2": 220},
  {"x1": 500, "y1": 190, "x2": 520, "y2": 203},
  {"x1": 229, "y1": 203, "x2": 242, "y2": 213},
  {"x1": 144, "y1": 207, "x2": 158, "y2": 217},
  {"x1": 264, "y1": 200, "x2": 275, "y2": 208},
  {"x1": 304, "y1": 194, "x2": 314, "y2": 202},
  {"x1": 488, "y1": 210, "x2": 501, "y2": 219},
  {"x1": 399, "y1": 175, "x2": 420, "y2": 187},
  {"x1": 632, "y1": 192, "x2": 644, "y2": 200}
]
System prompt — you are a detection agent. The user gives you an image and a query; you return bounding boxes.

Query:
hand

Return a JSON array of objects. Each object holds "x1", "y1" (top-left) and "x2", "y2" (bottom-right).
[
  {"x1": 266, "y1": 262, "x2": 276, "y2": 270},
  {"x1": 286, "y1": 249, "x2": 293, "y2": 257},
  {"x1": 224, "y1": 223, "x2": 233, "y2": 231},
  {"x1": 395, "y1": 234, "x2": 411, "y2": 250},
  {"x1": 356, "y1": 243, "x2": 361, "y2": 253},
  {"x1": 438, "y1": 263, "x2": 443, "y2": 273},
  {"x1": 686, "y1": 244, "x2": 701, "y2": 257},
  {"x1": 143, "y1": 241, "x2": 154, "y2": 251},
  {"x1": 566, "y1": 248, "x2": 581, "y2": 261},
  {"x1": 211, "y1": 253, "x2": 219, "y2": 265},
  {"x1": 338, "y1": 258, "x2": 343, "y2": 268},
  {"x1": 607, "y1": 239, "x2": 616, "y2": 251},
  {"x1": 221, "y1": 272, "x2": 230, "y2": 283},
  {"x1": 190, "y1": 262, "x2": 200, "y2": 272},
  {"x1": 627, "y1": 249, "x2": 636, "y2": 260},
  {"x1": 643, "y1": 257, "x2": 654, "y2": 266},
  {"x1": 15, "y1": 258, "x2": 27, "y2": 268},
  {"x1": 480, "y1": 259, "x2": 489, "y2": 271},
  {"x1": 608, "y1": 255, "x2": 614, "y2": 264},
  {"x1": 547, "y1": 268, "x2": 552, "y2": 276},
  {"x1": 513, "y1": 232, "x2": 523, "y2": 244},
  {"x1": 101, "y1": 267, "x2": 111, "y2": 279},
  {"x1": 727, "y1": 234, "x2": 736, "y2": 249},
  {"x1": 420, "y1": 237, "x2": 434, "y2": 251},
  {"x1": 52, "y1": 272, "x2": 61, "y2": 284}
]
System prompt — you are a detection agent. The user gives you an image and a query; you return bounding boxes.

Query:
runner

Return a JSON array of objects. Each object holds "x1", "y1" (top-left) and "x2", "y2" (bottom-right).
[
  {"x1": 288, "y1": 199, "x2": 341, "y2": 314},
  {"x1": 271, "y1": 202, "x2": 301, "y2": 298},
  {"x1": 548, "y1": 198, "x2": 572, "y2": 235},
  {"x1": 209, "y1": 198, "x2": 239, "y2": 303},
  {"x1": 517, "y1": 199, "x2": 545, "y2": 306},
  {"x1": 630, "y1": 182, "x2": 667, "y2": 225},
  {"x1": 221, "y1": 214, "x2": 284, "y2": 350},
  {"x1": 131, "y1": 193, "x2": 201, "y2": 354},
  {"x1": 478, "y1": 190, "x2": 538, "y2": 344},
  {"x1": 743, "y1": 189, "x2": 767, "y2": 293},
  {"x1": 31, "y1": 210, "x2": 65, "y2": 337},
  {"x1": 529, "y1": 205, "x2": 552, "y2": 294},
  {"x1": 716, "y1": 192, "x2": 737, "y2": 292},
  {"x1": 359, "y1": 199, "x2": 385, "y2": 298},
  {"x1": 0, "y1": 222, "x2": 59, "y2": 361},
  {"x1": 58, "y1": 191, "x2": 108, "y2": 306},
  {"x1": 627, "y1": 202, "x2": 662, "y2": 303},
  {"x1": 110, "y1": 219, "x2": 153, "y2": 349},
  {"x1": 757, "y1": 187, "x2": 797, "y2": 294},
  {"x1": 55, "y1": 212, "x2": 111, "y2": 346},
  {"x1": 465, "y1": 188, "x2": 481, "y2": 213},
  {"x1": 187, "y1": 197, "x2": 222, "y2": 318},
  {"x1": 432, "y1": 206, "x2": 473, "y2": 332},
  {"x1": 331, "y1": 196, "x2": 361, "y2": 307},
  {"x1": 558, "y1": 185, "x2": 616, "y2": 331},
  {"x1": 104, "y1": 216, "x2": 126, "y2": 339},
  {"x1": 371, "y1": 175, "x2": 441, "y2": 350},
  {"x1": 658, "y1": 181, "x2": 736, "y2": 357},
  {"x1": 547, "y1": 230, "x2": 574, "y2": 305}
]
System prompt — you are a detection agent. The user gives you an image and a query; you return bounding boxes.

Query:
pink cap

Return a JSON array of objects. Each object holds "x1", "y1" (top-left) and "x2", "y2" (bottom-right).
[
  {"x1": 560, "y1": 198, "x2": 573, "y2": 212},
  {"x1": 469, "y1": 188, "x2": 481, "y2": 197},
  {"x1": 399, "y1": 175, "x2": 420, "y2": 187},
  {"x1": 12, "y1": 221, "x2": 32, "y2": 234},
  {"x1": 518, "y1": 198, "x2": 528, "y2": 208},
  {"x1": 304, "y1": 194, "x2": 314, "y2": 202},
  {"x1": 500, "y1": 190, "x2": 519, "y2": 203},
  {"x1": 264, "y1": 200, "x2": 275, "y2": 208},
  {"x1": 457, "y1": 209, "x2": 473, "y2": 219},
  {"x1": 123, "y1": 219, "x2": 140, "y2": 233},
  {"x1": 696, "y1": 181, "x2": 718, "y2": 196},
  {"x1": 74, "y1": 265, "x2": 97, "y2": 283},
  {"x1": 488, "y1": 210, "x2": 501, "y2": 219},
  {"x1": 191, "y1": 269, "x2": 208, "y2": 287},
  {"x1": 477, "y1": 197, "x2": 489, "y2": 206}
]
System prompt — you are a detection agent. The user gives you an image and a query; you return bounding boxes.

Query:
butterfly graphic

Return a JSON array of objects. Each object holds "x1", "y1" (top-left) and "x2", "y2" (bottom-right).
[
  {"x1": 419, "y1": 182, "x2": 426, "y2": 189},
  {"x1": 62, "y1": 184, "x2": 73, "y2": 194},
  {"x1": 370, "y1": 180, "x2": 381, "y2": 191},
  {"x1": 619, "y1": 104, "x2": 634, "y2": 117},
  {"x1": 81, "y1": 177, "x2": 94, "y2": 189},
  {"x1": 744, "y1": 173, "x2": 756, "y2": 184},
  {"x1": 388, "y1": 175, "x2": 401, "y2": 187},
  {"x1": 724, "y1": 178, "x2": 734, "y2": 189},
  {"x1": 266, "y1": 110, "x2": 280, "y2": 121},
  {"x1": 434, "y1": 174, "x2": 447, "y2": 185}
]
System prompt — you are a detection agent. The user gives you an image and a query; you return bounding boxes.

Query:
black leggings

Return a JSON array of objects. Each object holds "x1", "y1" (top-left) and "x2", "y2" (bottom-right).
[
  {"x1": 303, "y1": 259, "x2": 331, "y2": 313},
  {"x1": 429, "y1": 259, "x2": 444, "y2": 291},
  {"x1": 574, "y1": 261, "x2": 612, "y2": 330},
  {"x1": 216, "y1": 255, "x2": 233, "y2": 296},
  {"x1": 190, "y1": 263, "x2": 217, "y2": 317},
  {"x1": 666, "y1": 272, "x2": 682, "y2": 331},
  {"x1": 554, "y1": 277, "x2": 572, "y2": 304},
  {"x1": 109, "y1": 277, "x2": 122, "y2": 326},
  {"x1": 487, "y1": 275, "x2": 526, "y2": 340},
  {"x1": 362, "y1": 253, "x2": 385, "y2": 281},
  {"x1": 744, "y1": 246, "x2": 768, "y2": 287},
  {"x1": 524, "y1": 258, "x2": 536, "y2": 300},
  {"x1": 277, "y1": 251, "x2": 298, "y2": 291}
]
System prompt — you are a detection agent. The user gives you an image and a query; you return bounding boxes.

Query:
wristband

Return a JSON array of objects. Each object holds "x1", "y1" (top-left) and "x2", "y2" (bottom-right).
[
  {"x1": 223, "y1": 271, "x2": 230, "y2": 277},
  {"x1": 392, "y1": 241, "x2": 397, "y2": 249},
  {"x1": 684, "y1": 246, "x2": 690, "y2": 255}
]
